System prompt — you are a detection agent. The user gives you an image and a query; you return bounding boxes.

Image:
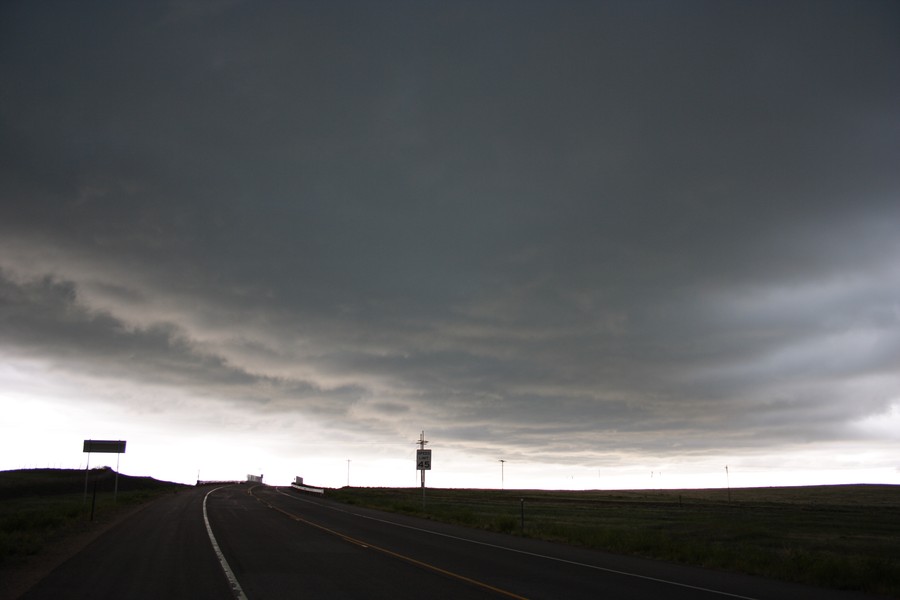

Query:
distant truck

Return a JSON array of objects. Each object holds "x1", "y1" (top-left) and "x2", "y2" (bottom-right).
[{"x1": 246, "y1": 474, "x2": 263, "y2": 483}]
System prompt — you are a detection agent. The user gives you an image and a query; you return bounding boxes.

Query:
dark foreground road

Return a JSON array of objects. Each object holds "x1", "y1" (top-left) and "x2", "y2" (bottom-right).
[{"x1": 20, "y1": 484, "x2": 886, "y2": 600}]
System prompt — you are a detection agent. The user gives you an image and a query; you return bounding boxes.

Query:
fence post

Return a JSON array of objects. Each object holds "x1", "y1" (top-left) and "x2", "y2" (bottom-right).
[{"x1": 520, "y1": 498, "x2": 525, "y2": 533}]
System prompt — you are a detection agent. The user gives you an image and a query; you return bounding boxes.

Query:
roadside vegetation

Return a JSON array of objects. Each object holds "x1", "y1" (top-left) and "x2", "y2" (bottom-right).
[
  {"x1": 0, "y1": 468, "x2": 185, "y2": 569},
  {"x1": 328, "y1": 484, "x2": 900, "y2": 597}
]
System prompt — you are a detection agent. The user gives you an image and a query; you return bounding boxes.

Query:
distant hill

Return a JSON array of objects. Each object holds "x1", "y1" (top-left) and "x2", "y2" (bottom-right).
[{"x1": 0, "y1": 468, "x2": 185, "y2": 500}]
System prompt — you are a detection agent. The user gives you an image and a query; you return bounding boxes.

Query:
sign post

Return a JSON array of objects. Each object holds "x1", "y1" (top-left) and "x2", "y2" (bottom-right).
[
  {"x1": 415, "y1": 431, "x2": 431, "y2": 509},
  {"x1": 83, "y1": 440, "x2": 127, "y2": 504}
]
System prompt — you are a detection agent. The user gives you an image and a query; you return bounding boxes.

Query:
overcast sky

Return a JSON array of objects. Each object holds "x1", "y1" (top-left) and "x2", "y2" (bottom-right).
[{"x1": 2, "y1": 0, "x2": 899, "y2": 489}]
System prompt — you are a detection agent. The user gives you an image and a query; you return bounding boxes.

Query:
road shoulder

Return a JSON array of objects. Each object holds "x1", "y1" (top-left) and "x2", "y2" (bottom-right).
[{"x1": 0, "y1": 499, "x2": 157, "y2": 600}]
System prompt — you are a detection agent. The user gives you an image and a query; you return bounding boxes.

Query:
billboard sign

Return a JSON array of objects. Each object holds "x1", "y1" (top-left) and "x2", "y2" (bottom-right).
[
  {"x1": 83, "y1": 440, "x2": 126, "y2": 454},
  {"x1": 416, "y1": 449, "x2": 432, "y2": 470}
]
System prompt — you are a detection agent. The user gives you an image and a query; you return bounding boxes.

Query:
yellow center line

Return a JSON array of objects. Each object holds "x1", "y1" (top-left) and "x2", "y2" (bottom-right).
[{"x1": 250, "y1": 487, "x2": 529, "y2": 600}]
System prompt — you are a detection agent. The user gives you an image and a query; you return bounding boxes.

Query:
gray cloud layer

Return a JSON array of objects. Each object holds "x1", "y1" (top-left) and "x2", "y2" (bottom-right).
[{"x1": 2, "y1": 1, "x2": 899, "y2": 468}]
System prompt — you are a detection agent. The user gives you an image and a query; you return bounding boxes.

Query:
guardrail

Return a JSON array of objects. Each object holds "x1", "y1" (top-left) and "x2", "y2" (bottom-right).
[
  {"x1": 196, "y1": 480, "x2": 242, "y2": 486},
  {"x1": 290, "y1": 482, "x2": 325, "y2": 495}
]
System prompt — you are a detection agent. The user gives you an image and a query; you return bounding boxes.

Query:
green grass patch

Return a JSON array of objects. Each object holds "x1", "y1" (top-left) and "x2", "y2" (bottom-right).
[{"x1": 327, "y1": 485, "x2": 900, "y2": 597}]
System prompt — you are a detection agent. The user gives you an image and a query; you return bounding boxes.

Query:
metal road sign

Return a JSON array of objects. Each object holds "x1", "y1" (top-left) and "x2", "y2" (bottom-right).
[
  {"x1": 82, "y1": 439, "x2": 127, "y2": 504},
  {"x1": 83, "y1": 440, "x2": 126, "y2": 453},
  {"x1": 416, "y1": 449, "x2": 432, "y2": 470}
]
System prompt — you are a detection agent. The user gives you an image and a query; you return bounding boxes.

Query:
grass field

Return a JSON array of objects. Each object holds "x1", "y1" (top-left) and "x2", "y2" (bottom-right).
[
  {"x1": 328, "y1": 484, "x2": 900, "y2": 597},
  {"x1": 0, "y1": 468, "x2": 185, "y2": 569}
]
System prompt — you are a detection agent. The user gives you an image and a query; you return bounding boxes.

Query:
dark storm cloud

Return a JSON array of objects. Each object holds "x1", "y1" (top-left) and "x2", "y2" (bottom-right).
[{"x1": 1, "y1": 0, "x2": 899, "y2": 464}]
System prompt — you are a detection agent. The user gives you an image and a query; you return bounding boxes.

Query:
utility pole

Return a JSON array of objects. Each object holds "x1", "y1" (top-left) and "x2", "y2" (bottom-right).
[
  {"x1": 499, "y1": 459, "x2": 505, "y2": 490},
  {"x1": 416, "y1": 431, "x2": 429, "y2": 509},
  {"x1": 347, "y1": 459, "x2": 351, "y2": 487},
  {"x1": 725, "y1": 465, "x2": 731, "y2": 502}
]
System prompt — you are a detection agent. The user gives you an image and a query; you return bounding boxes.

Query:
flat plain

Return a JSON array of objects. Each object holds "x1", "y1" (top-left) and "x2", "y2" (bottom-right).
[
  {"x1": 328, "y1": 483, "x2": 900, "y2": 597},
  {"x1": 2, "y1": 470, "x2": 898, "y2": 598}
]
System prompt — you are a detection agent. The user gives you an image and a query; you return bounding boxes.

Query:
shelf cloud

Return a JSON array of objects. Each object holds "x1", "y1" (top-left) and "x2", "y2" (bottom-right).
[{"x1": 2, "y1": 0, "x2": 898, "y2": 487}]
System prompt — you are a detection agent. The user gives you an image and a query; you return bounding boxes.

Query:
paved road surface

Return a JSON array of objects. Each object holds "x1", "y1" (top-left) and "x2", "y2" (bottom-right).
[{"x1": 22, "y1": 484, "x2": 885, "y2": 599}]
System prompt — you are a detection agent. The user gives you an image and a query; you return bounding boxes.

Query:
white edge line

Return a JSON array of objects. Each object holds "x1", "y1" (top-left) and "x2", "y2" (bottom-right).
[
  {"x1": 274, "y1": 487, "x2": 758, "y2": 600},
  {"x1": 204, "y1": 486, "x2": 249, "y2": 600}
]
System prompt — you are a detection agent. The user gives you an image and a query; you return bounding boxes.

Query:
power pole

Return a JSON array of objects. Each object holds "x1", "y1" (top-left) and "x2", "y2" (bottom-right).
[
  {"x1": 416, "y1": 431, "x2": 429, "y2": 509},
  {"x1": 499, "y1": 459, "x2": 505, "y2": 490},
  {"x1": 725, "y1": 465, "x2": 731, "y2": 502}
]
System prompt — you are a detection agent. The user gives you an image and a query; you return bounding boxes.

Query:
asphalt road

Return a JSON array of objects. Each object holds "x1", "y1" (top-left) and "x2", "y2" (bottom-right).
[{"x1": 21, "y1": 484, "x2": 885, "y2": 600}]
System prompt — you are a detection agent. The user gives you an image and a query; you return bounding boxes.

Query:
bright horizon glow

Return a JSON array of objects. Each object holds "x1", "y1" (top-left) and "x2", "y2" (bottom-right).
[
  {"x1": 3, "y1": 359, "x2": 899, "y2": 490},
  {"x1": 3, "y1": 391, "x2": 897, "y2": 490}
]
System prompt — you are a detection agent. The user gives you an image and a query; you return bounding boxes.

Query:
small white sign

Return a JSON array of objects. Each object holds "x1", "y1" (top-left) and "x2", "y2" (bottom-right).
[{"x1": 416, "y1": 449, "x2": 432, "y2": 470}]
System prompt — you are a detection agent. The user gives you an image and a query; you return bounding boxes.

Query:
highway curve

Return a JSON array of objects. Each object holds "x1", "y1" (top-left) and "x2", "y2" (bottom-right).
[{"x1": 21, "y1": 484, "x2": 883, "y2": 600}]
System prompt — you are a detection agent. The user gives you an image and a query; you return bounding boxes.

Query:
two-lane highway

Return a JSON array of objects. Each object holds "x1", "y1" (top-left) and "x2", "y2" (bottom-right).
[
  {"x1": 21, "y1": 484, "x2": 884, "y2": 599},
  {"x1": 204, "y1": 485, "x2": 503, "y2": 599}
]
